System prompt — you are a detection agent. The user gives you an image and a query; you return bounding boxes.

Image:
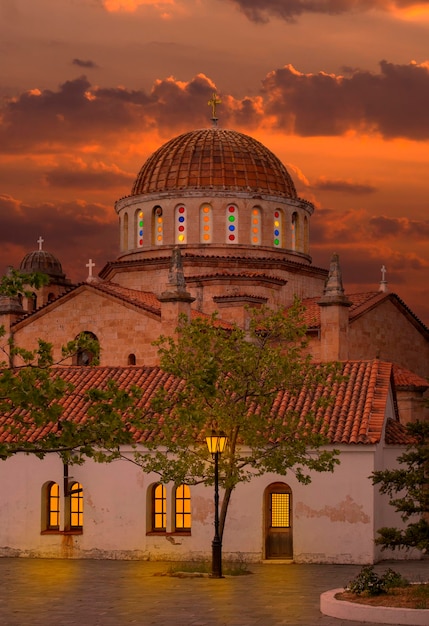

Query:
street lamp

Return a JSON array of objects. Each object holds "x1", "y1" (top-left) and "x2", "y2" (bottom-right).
[{"x1": 206, "y1": 431, "x2": 228, "y2": 578}]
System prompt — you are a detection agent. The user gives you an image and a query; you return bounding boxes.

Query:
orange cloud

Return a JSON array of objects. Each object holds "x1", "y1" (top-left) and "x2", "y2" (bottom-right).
[{"x1": 102, "y1": 0, "x2": 176, "y2": 15}]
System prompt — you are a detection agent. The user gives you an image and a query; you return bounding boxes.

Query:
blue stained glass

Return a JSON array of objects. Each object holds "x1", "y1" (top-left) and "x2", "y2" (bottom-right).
[
  {"x1": 229, "y1": 225, "x2": 235, "y2": 231},
  {"x1": 139, "y1": 230, "x2": 143, "y2": 236},
  {"x1": 178, "y1": 216, "x2": 185, "y2": 222},
  {"x1": 274, "y1": 229, "x2": 279, "y2": 236}
]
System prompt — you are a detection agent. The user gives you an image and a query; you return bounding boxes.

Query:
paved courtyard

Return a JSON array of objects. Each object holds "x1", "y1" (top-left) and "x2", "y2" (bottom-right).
[{"x1": 0, "y1": 557, "x2": 427, "y2": 626}]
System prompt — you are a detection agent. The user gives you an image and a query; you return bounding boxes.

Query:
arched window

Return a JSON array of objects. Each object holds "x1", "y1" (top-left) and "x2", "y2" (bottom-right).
[
  {"x1": 251, "y1": 207, "x2": 261, "y2": 245},
  {"x1": 29, "y1": 292, "x2": 37, "y2": 312},
  {"x1": 153, "y1": 206, "x2": 163, "y2": 245},
  {"x1": 291, "y1": 212, "x2": 299, "y2": 251},
  {"x1": 123, "y1": 212, "x2": 129, "y2": 250},
  {"x1": 175, "y1": 484, "x2": 191, "y2": 531},
  {"x1": 152, "y1": 484, "x2": 166, "y2": 531},
  {"x1": 303, "y1": 216, "x2": 309, "y2": 254},
  {"x1": 69, "y1": 482, "x2": 83, "y2": 530},
  {"x1": 136, "y1": 208, "x2": 144, "y2": 248},
  {"x1": 226, "y1": 204, "x2": 238, "y2": 243},
  {"x1": 273, "y1": 210, "x2": 283, "y2": 248},
  {"x1": 200, "y1": 204, "x2": 212, "y2": 243},
  {"x1": 127, "y1": 353, "x2": 136, "y2": 365},
  {"x1": 73, "y1": 331, "x2": 99, "y2": 366},
  {"x1": 44, "y1": 482, "x2": 60, "y2": 531},
  {"x1": 175, "y1": 205, "x2": 187, "y2": 244},
  {"x1": 47, "y1": 292, "x2": 55, "y2": 303}
]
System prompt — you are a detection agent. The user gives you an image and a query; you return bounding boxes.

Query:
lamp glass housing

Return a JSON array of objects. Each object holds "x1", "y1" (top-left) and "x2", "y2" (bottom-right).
[{"x1": 206, "y1": 432, "x2": 228, "y2": 455}]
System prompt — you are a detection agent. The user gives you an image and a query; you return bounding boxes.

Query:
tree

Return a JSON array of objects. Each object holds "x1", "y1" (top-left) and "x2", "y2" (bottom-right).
[
  {"x1": 0, "y1": 270, "x2": 141, "y2": 461},
  {"x1": 130, "y1": 302, "x2": 341, "y2": 539},
  {"x1": 372, "y1": 420, "x2": 429, "y2": 553}
]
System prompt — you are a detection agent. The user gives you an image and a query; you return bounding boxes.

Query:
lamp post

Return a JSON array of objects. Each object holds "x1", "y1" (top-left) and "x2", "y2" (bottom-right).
[{"x1": 206, "y1": 431, "x2": 228, "y2": 578}]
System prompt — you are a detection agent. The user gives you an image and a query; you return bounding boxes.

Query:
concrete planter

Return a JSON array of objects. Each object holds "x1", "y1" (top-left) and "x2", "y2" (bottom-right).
[{"x1": 320, "y1": 588, "x2": 429, "y2": 626}]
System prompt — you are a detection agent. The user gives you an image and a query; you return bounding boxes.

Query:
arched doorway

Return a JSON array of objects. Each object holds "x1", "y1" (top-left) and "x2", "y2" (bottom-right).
[{"x1": 264, "y1": 482, "x2": 293, "y2": 559}]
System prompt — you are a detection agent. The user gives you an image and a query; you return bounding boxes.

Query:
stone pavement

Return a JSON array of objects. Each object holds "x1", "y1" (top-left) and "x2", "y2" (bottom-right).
[{"x1": 0, "y1": 558, "x2": 427, "y2": 626}]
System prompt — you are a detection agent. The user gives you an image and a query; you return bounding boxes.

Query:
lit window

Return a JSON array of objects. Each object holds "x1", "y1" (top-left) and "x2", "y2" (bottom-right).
[
  {"x1": 175, "y1": 205, "x2": 187, "y2": 244},
  {"x1": 69, "y1": 482, "x2": 83, "y2": 529},
  {"x1": 153, "y1": 206, "x2": 163, "y2": 245},
  {"x1": 136, "y1": 209, "x2": 144, "y2": 247},
  {"x1": 270, "y1": 493, "x2": 290, "y2": 528},
  {"x1": 153, "y1": 484, "x2": 166, "y2": 531},
  {"x1": 251, "y1": 207, "x2": 261, "y2": 245},
  {"x1": 273, "y1": 210, "x2": 283, "y2": 247},
  {"x1": 175, "y1": 484, "x2": 191, "y2": 530},
  {"x1": 200, "y1": 204, "x2": 212, "y2": 243},
  {"x1": 226, "y1": 205, "x2": 238, "y2": 243},
  {"x1": 47, "y1": 482, "x2": 60, "y2": 530}
]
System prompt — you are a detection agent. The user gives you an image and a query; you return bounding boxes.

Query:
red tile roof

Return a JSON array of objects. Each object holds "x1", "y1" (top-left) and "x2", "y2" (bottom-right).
[
  {"x1": 300, "y1": 291, "x2": 429, "y2": 336},
  {"x1": 392, "y1": 364, "x2": 429, "y2": 389},
  {"x1": 0, "y1": 360, "x2": 406, "y2": 448}
]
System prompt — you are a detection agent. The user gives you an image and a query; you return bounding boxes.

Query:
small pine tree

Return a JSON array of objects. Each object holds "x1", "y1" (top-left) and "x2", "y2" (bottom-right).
[{"x1": 372, "y1": 421, "x2": 429, "y2": 552}]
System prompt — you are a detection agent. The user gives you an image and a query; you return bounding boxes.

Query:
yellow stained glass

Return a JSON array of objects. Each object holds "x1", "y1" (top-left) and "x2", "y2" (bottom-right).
[
  {"x1": 49, "y1": 483, "x2": 60, "y2": 528},
  {"x1": 271, "y1": 493, "x2": 290, "y2": 528},
  {"x1": 175, "y1": 484, "x2": 191, "y2": 530}
]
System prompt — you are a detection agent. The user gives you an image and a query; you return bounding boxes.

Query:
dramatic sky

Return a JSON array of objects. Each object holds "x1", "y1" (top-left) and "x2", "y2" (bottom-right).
[{"x1": 1, "y1": 0, "x2": 429, "y2": 323}]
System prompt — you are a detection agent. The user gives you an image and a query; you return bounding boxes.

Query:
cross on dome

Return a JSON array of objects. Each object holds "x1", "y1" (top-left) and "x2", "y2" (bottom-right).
[
  {"x1": 208, "y1": 92, "x2": 221, "y2": 127},
  {"x1": 37, "y1": 236, "x2": 44, "y2": 251}
]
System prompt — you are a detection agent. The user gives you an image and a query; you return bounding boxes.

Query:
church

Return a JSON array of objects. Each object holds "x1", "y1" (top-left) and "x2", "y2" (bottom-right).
[{"x1": 0, "y1": 107, "x2": 428, "y2": 564}]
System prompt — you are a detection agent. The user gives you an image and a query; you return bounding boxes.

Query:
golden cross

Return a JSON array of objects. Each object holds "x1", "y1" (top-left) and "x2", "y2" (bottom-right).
[{"x1": 208, "y1": 92, "x2": 221, "y2": 119}]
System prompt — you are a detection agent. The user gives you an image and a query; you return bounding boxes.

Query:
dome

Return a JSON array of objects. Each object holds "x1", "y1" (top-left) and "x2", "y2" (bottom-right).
[
  {"x1": 20, "y1": 250, "x2": 65, "y2": 279},
  {"x1": 131, "y1": 128, "x2": 297, "y2": 198}
]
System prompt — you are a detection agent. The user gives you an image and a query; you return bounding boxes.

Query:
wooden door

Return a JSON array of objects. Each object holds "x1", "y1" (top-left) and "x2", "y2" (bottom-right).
[{"x1": 265, "y1": 483, "x2": 293, "y2": 559}]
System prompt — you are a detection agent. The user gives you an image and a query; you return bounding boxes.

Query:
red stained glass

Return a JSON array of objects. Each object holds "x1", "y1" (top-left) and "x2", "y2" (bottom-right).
[
  {"x1": 229, "y1": 234, "x2": 235, "y2": 240},
  {"x1": 228, "y1": 206, "x2": 235, "y2": 213},
  {"x1": 178, "y1": 206, "x2": 185, "y2": 213},
  {"x1": 178, "y1": 226, "x2": 184, "y2": 232}
]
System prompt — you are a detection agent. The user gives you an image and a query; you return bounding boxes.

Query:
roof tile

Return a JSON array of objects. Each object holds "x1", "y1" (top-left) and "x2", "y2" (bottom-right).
[{"x1": 0, "y1": 360, "x2": 402, "y2": 448}]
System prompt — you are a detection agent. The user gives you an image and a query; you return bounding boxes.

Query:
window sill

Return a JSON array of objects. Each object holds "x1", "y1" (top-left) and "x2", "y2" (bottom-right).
[
  {"x1": 41, "y1": 530, "x2": 83, "y2": 536},
  {"x1": 146, "y1": 531, "x2": 191, "y2": 537}
]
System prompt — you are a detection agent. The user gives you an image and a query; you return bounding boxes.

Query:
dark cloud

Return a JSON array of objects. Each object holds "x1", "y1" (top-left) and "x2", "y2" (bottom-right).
[
  {"x1": 72, "y1": 59, "x2": 99, "y2": 69},
  {"x1": 1, "y1": 64, "x2": 428, "y2": 152},
  {"x1": 0, "y1": 74, "x2": 221, "y2": 153},
  {"x1": 43, "y1": 164, "x2": 134, "y2": 190},
  {"x1": 312, "y1": 177, "x2": 377, "y2": 194},
  {"x1": 0, "y1": 194, "x2": 117, "y2": 282},
  {"x1": 369, "y1": 215, "x2": 429, "y2": 239},
  {"x1": 226, "y1": 0, "x2": 428, "y2": 23},
  {"x1": 262, "y1": 61, "x2": 429, "y2": 139}
]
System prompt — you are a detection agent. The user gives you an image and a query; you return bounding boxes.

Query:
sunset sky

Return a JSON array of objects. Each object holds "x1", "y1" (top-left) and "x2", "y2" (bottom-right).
[{"x1": 1, "y1": 0, "x2": 429, "y2": 323}]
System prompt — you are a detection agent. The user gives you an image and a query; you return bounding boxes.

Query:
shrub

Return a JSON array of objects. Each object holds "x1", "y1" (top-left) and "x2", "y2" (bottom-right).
[{"x1": 347, "y1": 565, "x2": 409, "y2": 596}]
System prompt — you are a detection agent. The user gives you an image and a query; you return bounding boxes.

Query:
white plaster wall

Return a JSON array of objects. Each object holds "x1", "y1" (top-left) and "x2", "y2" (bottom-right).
[{"x1": 0, "y1": 442, "x2": 412, "y2": 564}]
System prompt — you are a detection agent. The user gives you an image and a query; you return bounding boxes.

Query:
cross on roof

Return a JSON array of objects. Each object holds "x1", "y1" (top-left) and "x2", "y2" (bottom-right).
[
  {"x1": 37, "y1": 236, "x2": 44, "y2": 251},
  {"x1": 381, "y1": 265, "x2": 387, "y2": 282},
  {"x1": 86, "y1": 258, "x2": 95, "y2": 278}
]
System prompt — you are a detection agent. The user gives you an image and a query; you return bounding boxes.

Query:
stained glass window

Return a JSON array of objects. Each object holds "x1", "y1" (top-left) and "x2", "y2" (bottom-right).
[
  {"x1": 176, "y1": 205, "x2": 187, "y2": 244},
  {"x1": 175, "y1": 484, "x2": 191, "y2": 530},
  {"x1": 226, "y1": 205, "x2": 238, "y2": 243},
  {"x1": 251, "y1": 207, "x2": 261, "y2": 245},
  {"x1": 200, "y1": 204, "x2": 212, "y2": 243}
]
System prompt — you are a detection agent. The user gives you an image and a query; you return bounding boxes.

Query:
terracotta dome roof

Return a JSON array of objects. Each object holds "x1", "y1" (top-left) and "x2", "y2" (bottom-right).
[
  {"x1": 131, "y1": 128, "x2": 297, "y2": 198},
  {"x1": 20, "y1": 250, "x2": 65, "y2": 279}
]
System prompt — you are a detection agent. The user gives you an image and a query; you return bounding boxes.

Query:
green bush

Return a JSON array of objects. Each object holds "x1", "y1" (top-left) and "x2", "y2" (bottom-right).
[{"x1": 347, "y1": 565, "x2": 409, "y2": 596}]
